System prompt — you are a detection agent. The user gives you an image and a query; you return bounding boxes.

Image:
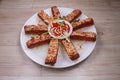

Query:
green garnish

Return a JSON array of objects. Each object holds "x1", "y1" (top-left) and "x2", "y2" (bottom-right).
[
  {"x1": 66, "y1": 38, "x2": 70, "y2": 42},
  {"x1": 73, "y1": 19, "x2": 80, "y2": 22},
  {"x1": 58, "y1": 41, "x2": 62, "y2": 45},
  {"x1": 31, "y1": 36, "x2": 34, "y2": 39},
  {"x1": 80, "y1": 45, "x2": 82, "y2": 48},
  {"x1": 59, "y1": 23, "x2": 63, "y2": 27},
  {"x1": 63, "y1": 16, "x2": 65, "y2": 18},
  {"x1": 60, "y1": 16, "x2": 65, "y2": 20},
  {"x1": 42, "y1": 30, "x2": 51, "y2": 34},
  {"x1": 60, "y1": 17, "x2": 64, "y2": 20},
  {"x1": 42, "y1": 32, "x2": 48, "y2": 34},
  {"x1": 59, "y1": 21, "x2": 65, "y2": 27}
]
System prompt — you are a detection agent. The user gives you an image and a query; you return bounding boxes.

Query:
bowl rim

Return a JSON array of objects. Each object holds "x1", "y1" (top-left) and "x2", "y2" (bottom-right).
[{"x1": 48, "y1": 19, "x2": 73, "y2": 39}]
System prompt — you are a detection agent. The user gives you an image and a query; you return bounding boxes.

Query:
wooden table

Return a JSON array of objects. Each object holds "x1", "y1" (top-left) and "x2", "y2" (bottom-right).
[{"x1": 0, "y1": 0, "x2": 120, "y2": 80}]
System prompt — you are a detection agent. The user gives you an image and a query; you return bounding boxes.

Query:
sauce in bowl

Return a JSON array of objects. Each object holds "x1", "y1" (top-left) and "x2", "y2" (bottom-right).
[{"x1": 48, "y1": 20, "x2": 73, "y2": 39}]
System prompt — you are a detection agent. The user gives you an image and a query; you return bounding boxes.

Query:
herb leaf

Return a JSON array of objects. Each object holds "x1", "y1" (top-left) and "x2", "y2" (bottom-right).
[
  {"x1": 59, "y1": 21, "x2": 65, "y2": 27},
  {"x1": 60, "y1": 16, "x2": 65, "y2": 20},
  {"x1": 80, "y1": 45, "x2": 82, "y2": 48},
  {"x1": 31, "y1": 36, "x2": 34, "y2": 39},
  {"x1": 73, "y1": 19, "x2": 80, "y2": 22}
]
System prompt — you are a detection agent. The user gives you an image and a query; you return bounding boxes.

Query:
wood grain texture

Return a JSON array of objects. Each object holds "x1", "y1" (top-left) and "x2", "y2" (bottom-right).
[{"x1": 0, "y1": 0, "x2": 120, "y2": 80}]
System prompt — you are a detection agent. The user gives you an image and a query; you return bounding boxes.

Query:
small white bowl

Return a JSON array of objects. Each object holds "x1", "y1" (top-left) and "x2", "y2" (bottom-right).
[{"x1": 48, "y1": 20, "x2": 73, "y2": 39}]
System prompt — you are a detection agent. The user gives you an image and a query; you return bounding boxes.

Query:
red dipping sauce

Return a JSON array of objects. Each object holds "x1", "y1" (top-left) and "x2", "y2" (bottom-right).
[{"x1": 48, "y1": 20, "x2": 73, "y2": 39}]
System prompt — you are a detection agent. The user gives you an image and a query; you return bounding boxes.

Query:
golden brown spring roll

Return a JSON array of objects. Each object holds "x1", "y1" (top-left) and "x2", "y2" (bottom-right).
[
  {"x1": 62, "y1": 39, "x2": 80, "y2": 60},
  {"x1": 45, "y1": 6, "x2": 61, "y2": 65},
  {"x1": 72, "y1": 18, "x2": 94, "y2": 31},
  {"x1": 64, "y1": 9, "x2": 82, "y2": 23},
  {"x1": 51, "y1": 6, "x2": 61, "y2": 19},
  {"x1": 24, "y1": 25, "x2": 48, "y2": 34},
  {"x1": 70, "y1": 31, "x2": 96, "y2": 41},
  {"x1": 45, "y1": 38, "x2": 59, "y2": 65},
  {"x1": 38, "y1": 10, "x2": 53, "y2": 25},
  {"x1": 26, "y1": 33, "x2": 51, "y2": 48}
]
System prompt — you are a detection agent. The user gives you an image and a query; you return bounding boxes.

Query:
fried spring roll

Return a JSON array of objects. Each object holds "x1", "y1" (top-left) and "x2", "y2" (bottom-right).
[
  {"x1": 45, "y1": 6, "x2": 60, "y2": 65},
  {"x1": 70, "y1": 31, "x2": 96, "y2": 41},
  {"x1": 62, "y1": 39, "x2": 80, "y2": 60},
  {"x1": 45, "y1": 38, "x2": 59, "y2": 65},
  {"x1": 26, "y1": 34, "x2": 51, "y2": 48},
  {"x1": 72, "y1": 18, "x2": 94, "y2": 31},
  {"x1": 38, "y1": 10, "x2": 53, "y2": 25},
  {"x1": 51, "y1": 6, "x2": 61, "y2": 19},
  {"x1": 24, "y1": 25, "x2": 48, "y2": 34},
  {"x1": 64, "y1": 9, "x2": 82, "y2": 23}
]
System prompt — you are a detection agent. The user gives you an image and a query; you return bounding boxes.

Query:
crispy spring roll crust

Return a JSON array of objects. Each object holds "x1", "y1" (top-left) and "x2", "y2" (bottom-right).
[
  {"x1": 51, "y1": 6, "x2": 61, "y2": 19},
  {"x1": 45, "y1": 6, "x2": 60, "y2": 65},
  {"x1": 62, "y1": 39, "x2": 80, "y2": 60},
  {"x1": 24, "y1": 25, "x2": 48, "y2": 34},
  {"x1": 26, "y1": 34, "x2": 51, "y2": 48},
  {"x1": 65, "y1": 9, "x2": 82, "y2": 23},
  {"x1": 70, "y1": 32, "x2": 96, "y2": 41},
  {"x1": 38, "y1": 10, "x2": 53, "y2": 25},
  {"x1": 45, "y1": 38, "x2": 59, "y2": 65},
  {"x1": 72, "y1": 18, "x2": 94, "y2": 31}
]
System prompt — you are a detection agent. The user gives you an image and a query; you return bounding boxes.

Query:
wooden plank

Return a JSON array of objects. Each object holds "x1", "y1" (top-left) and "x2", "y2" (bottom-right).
[
  {"x1": 0, "y1": 8, "x2": 38, "y2": 24},
  {"x1": 0, "y1": 76, "x2": 120, "y2": 80},
  {"x1": 0, "y1": 24, "x2": 22, "y2": 46},
  {"x1": 0, "y1": 0, "x2": 33, "y2": 9},
  {"x1": 0, "y1": 46, "x2": 42, "y2": 76},
  {"x1": 0, "y1": 0, "x2": 120, "y2": 79}
]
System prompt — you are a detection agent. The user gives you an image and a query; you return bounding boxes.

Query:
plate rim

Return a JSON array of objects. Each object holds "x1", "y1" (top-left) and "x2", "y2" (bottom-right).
[{"x1": 20, "y1": 7, "x2": 97, "y2": 68}]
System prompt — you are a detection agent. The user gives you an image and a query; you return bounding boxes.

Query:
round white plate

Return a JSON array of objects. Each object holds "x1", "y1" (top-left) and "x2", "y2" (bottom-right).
[{"x1": 20, "y1": 7, "x2": 97, "y2": 68}]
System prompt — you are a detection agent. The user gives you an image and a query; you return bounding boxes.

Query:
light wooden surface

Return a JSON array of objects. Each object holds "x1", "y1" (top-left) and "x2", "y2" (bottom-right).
[{"x1": 0, "y1": 0, "x2": 120, "y2": 80}]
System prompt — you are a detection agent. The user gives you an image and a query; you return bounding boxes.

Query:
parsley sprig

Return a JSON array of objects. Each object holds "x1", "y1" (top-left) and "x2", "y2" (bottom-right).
[
  {"x1": 60, "y1": 16, "x2": 65, "y2": 20},
  {"x1": 73, "y1": 19, "x2": 80, "y2": 22}
]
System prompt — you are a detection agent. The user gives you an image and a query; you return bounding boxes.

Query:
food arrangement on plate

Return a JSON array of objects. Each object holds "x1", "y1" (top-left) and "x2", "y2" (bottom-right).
[{"x1": 21, "y1": 6, "x2": 97, "y2": 68}]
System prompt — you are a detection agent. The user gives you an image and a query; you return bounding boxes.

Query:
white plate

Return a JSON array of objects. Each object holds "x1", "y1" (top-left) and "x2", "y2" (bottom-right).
[{"x1": 20, "y1": 7, "x2": 97, "y2": 68}]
